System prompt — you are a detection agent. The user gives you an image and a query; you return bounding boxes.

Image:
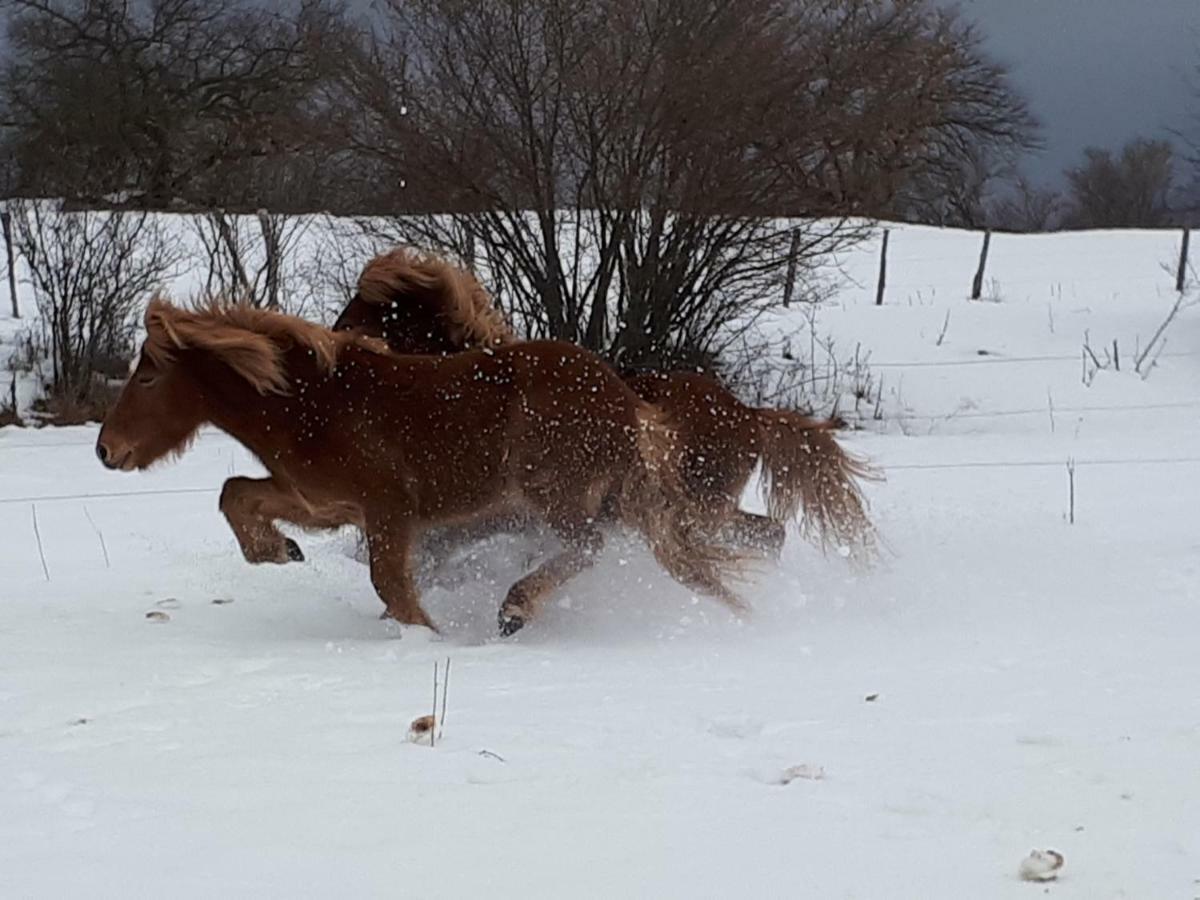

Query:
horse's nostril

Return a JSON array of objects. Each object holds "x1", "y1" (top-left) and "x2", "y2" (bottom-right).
[{"x1": 96, "y1": 442, "x2": 109, "y2": 464}]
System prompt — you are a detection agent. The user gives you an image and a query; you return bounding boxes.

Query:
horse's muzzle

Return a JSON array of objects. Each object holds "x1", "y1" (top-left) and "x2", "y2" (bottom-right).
[{"x1": 95, "y1": 439, "x2": 132, "y2": 471}]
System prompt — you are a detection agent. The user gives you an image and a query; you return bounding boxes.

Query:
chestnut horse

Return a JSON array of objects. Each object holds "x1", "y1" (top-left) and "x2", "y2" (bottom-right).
[
  {"x1": 96, "y1": 299, "x2": 744, "y2": 635},
  {"x1": 332, "y1": 247, "x2": 877, "y2": 557}
]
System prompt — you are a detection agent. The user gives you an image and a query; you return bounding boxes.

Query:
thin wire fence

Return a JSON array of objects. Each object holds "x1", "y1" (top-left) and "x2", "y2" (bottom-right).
[{"x1": 3, "y1": 453, "x2": 1200, "y2": 508}]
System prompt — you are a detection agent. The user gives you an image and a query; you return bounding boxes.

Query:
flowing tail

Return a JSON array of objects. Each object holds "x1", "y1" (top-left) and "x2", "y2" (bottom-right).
[
  {"x1": 754, "y1": 409, "x2": 880, "y2": 555},
  {"x1": 619, "y1": 405, "x2": 748, "y2": 615}
]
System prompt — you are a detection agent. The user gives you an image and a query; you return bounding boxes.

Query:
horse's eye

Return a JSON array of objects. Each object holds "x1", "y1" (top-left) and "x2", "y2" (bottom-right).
[{"x1": 136, "y1": 374, "x2": 158, "y2": 387}]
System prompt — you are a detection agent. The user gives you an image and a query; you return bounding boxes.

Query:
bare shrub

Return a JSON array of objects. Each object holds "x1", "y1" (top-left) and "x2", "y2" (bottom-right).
[
  {"x1": 11, "y1": 201, "x2": 181, "y2": 408},
  {"x1": 189, "y1": 210, "x2": 311, "y2": 309},
  {"x1": 9, "y1": 326, "x2": 40, "y2": 376},
  {"x1": 1064, "y1": 139, "x2": 1177, "y2": 229},
  {"x1": 990, "y1": 177, "x2": 1064, "y2": 233},
  {"x1": 0, "y1": 373, "x2": 20, "y2": 427},
  {"x1": 31, "y1": 384, "x2": 122, "y2": 426},
  {"x1": 1135, "y1": 281, "x2": 1198, "y2": 378},
  {"x1": 722, "y1": 300, "x2": 879, "y2": 425}
]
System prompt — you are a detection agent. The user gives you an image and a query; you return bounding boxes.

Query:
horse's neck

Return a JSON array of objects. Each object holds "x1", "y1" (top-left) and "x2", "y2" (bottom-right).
[
  {"x1": 189, "y1": 352, "x2": 301, "y2": 474},
  {"x1": 211, "y1": 397, "x2": 292, "y2": 476},
  {"x1": 387, "y1": 304, "x2": 463, "y2": 354}
]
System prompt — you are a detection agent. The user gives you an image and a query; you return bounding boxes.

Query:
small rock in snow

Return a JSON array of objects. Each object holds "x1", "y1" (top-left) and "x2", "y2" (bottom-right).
[
  {"x1": 144, "y1": 610, "x2": 170, "y2": 623},
  {"x1": 707, "y1": 716, "x2": 762, "y2": 740},
  {"x1": 155, "y1": 598, "x2": 181, "y2": 610},
  {"x1": 1018, "y1": 849, "x2": 1064, "y2": 882},
  {"x1": 777, "y1": 764, "x2": 825, "y2": 784},
  {"x1": 407, "y1": 714, "x2": 436, "y2": 745}
]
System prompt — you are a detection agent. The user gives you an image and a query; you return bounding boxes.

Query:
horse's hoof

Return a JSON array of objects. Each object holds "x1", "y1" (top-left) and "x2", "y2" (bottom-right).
[
  {"x1": 498, "y1": 608, "x2": 526, "y2": 637},
  {"x1": 284, "y1": 538, "x2": 305, "y2": 562}
]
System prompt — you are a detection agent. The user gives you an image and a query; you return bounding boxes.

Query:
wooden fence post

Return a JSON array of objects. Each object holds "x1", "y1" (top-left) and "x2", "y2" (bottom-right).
[
  {"x1": 464, "y1": 228, "x2": 476, "y2": 273},
  {"x1": 2, "y1": 207, "x2": 18, "y2": 318},
  {"x1": 783, "y1": 228, "x2": 800, "y2": 307},
  {"x1": 1176, "y1": 226, "x2": 1191, "y2": 294},
  {"x1": 971, "y1": 228, "x2": 992, "y2": 300},
  {"x1": 875, "y1": 228, "x2": 889, "y2": 306},
  {"x1": 257, "y1": 209, "x2": 280, "y2": 310}
]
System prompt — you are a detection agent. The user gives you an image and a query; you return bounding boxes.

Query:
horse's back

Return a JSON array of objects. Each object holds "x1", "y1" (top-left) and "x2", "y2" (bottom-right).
[
  {"x1": 493, "y1": 341, "x2": 647, "y2": 480},
  {"x1": 497, "y1": 340, "x2": 638, "y2": 409}
]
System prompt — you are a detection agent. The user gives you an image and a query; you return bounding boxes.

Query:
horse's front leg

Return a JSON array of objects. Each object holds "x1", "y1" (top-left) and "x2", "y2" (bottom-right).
[
  {"x1": 219, "y1": 476, "x2": 350, "y2": 564},
  {"x1": 366, "y1": 519, "x2": 439, "y2": 632}
]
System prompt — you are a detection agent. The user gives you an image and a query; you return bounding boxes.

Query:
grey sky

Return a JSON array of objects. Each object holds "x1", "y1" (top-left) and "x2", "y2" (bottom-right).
[{"x1": 955, "y1": 0, "x2": 1200, "y2": 184}]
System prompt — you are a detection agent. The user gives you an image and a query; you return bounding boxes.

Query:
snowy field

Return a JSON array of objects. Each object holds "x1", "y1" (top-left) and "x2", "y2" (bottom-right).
[{"x1": 2, "y1": 222, "x2": 1199, "y2": 898}]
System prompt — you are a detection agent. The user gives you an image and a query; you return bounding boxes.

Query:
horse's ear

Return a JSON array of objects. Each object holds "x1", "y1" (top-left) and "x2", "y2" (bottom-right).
[
  {"x1": 144, "y1": 296, "x2": 171, "y2": 332},
  {"x1": 144, "y1": 297, "x2": 185, "y2": 354}
]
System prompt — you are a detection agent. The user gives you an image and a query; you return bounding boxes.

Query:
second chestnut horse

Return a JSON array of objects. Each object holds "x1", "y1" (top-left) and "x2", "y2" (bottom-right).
[{"x1": 333, "y1": 247, "x2": 877, "y2": 558}]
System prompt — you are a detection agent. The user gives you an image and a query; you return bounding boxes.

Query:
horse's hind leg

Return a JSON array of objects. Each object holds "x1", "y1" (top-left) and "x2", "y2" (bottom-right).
[
  {"x1": 365, "y1": 520, "x2": 438, "y2": 632},
  {"x1": 722, "y1": 510, "x2": 786, "y2": 559},
  {"x1": 419, "y1": 510, "x2": 534, "y2": 579},
  {"x1": 219, "y1": 476, "x2": 332, "y2": 564},
  {"x1": 638, "y1": 508, "x2": 749, "y2": 618},
  {"x1": 684, "y1": 486, "x2": 785, "y2": 560},
  {"x1": 497, "y1": 521, "x2": 603, "y2": 637},
  {"x1": 651, "y1": 543, "x2": 749, "y2": 618}
]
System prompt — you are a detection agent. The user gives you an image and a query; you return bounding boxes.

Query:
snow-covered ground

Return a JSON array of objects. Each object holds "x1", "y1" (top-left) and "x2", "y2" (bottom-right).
[{"x1": 2, "y1": 223, "x2": 1199, "y2": 898}]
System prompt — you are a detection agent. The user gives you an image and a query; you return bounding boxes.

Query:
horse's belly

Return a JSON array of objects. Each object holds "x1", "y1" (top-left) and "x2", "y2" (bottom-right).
[{"x1": 413, "y1": 443, "x2": 514, "y2": 520}]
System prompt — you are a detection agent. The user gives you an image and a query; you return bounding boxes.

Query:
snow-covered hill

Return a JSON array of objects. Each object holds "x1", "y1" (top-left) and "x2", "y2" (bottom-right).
[{"x1": 2, "y1": 222, "x2": 1198, "y2": 898}]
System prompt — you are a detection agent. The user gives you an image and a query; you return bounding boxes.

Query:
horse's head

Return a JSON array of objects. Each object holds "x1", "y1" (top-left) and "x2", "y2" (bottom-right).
[
  {"x1": 332, "y1": 291, "x2": 470, "y2": 355},
  {"x1": 96, "y1": 303, "x2": 207, "y2": 471},
  {"x1": 330, "y1": 292, "x2": 384, "y2": 338},
  {"x1": 98, "y1": 299, "x2": 341, "y2": 472}
]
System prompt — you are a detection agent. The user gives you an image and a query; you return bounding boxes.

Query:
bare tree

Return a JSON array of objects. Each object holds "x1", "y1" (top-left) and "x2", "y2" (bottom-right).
[
  {"x1": 337, "y1": 0, "x2": 1034, "y2": 370},
  {"x1": 778, "y1": 3, "x2": 1037, "y2": 225},
  {"x1": 11, "y1": 202, "x2": 181, "y2": 409},
  {"x1": 1064, "y1": 138, "x2": 1177, "y2": 229},
  {"x1": 1174, "y1": 43, "x2": 1200, "y2": 223},
  {"x1": 896, "y1": 146, "x2": 1014, "y2": 228},
  {"x1": 0, "y1": 0, "x2": 347, "y2": 210},
  {"x1": 990, "y1": 177, "x2": 1064, "y2": 232}
]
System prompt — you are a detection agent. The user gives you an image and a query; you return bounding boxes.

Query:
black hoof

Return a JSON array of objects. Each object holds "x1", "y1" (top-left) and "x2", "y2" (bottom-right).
[
  {"x1": 498, "y1": 608, "x2": 526, "y2": 637},
  {"x1": 284, "y1": 538, "x2": 305, "y2": 562}
]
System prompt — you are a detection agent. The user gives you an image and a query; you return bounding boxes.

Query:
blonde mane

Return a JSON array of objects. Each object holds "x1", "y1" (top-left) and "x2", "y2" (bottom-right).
[
  {"x1": 356, "y1": 247, "x2": 516, "y2": 348},
  {"x1": 142, "y1": 297, "x2": 343, "y2": 395}
]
